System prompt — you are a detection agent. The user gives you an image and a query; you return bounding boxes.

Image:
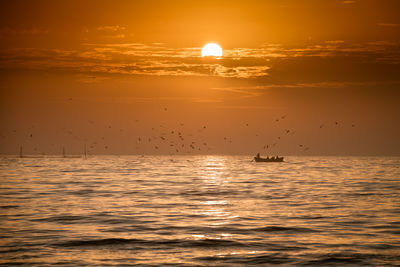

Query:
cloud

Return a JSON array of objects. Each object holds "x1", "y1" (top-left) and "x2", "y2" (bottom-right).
[
  {"x1": 213, "y1": 65, "x2": 269, "y2": 78},
  {"x1": 0, "y1": 44, "x2": 272, "y2": 78},
  {"x1": 95, "y1": 26, "x2": 127, "y2": 39},
  {"x1": 105, "y1": 34, "x2": 125, "y2": 39},
  {"x1": 211, "y1": 81, "x2": 400, "y2": 98},
  {"x1": 211, "y1": 82, "x2": 349, "y2": 97},
  {"x1": 367, "y1": 41, "x2": 398, "y2": 46},
  {"x1": 96, "y1": 25, "x2": 126, "y2": 31},
  {"x1": 325, "y1": 40, "x2": 345, "y2": 44},
  {"x1": 0, "y1": 41, "x2": 399, "y2": 79}
]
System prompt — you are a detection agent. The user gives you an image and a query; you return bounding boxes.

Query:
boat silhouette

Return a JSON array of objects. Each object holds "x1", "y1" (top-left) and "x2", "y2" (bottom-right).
[{"x1": 254, "y1": 153, "x2": 284, "y2": 162}]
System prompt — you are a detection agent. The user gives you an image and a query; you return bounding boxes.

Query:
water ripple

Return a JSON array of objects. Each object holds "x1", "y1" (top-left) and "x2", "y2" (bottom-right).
[{"x1": 0, "y1": 155, "x2": 399, "y2": 266}]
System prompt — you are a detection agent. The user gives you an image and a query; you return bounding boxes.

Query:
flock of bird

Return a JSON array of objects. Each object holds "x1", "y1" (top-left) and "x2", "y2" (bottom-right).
[{"x1": 2, "y1": 105, "x2": 356, "y2": 156}]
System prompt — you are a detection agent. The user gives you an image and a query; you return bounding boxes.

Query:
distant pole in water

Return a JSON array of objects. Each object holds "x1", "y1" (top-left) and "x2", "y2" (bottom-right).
[
  {"x1": 62, "y1": 146, "x2": 66, "y2": 158},
  {"x1": 84, "y1": 144, "x2": 87, "y2": 159},
  {"x1": 19, "y1": 146, "x2": 23, "y2": 158}
]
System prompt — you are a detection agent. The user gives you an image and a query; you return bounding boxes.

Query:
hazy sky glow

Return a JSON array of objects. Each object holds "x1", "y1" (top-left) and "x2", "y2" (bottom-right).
[{"x1": 0, "y1": 0, "x2": 399, "y2": 155}]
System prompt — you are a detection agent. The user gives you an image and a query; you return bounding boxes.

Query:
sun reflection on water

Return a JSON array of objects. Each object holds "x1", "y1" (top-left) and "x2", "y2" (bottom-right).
[
  {"x1": 191, "y1": 156, "x2": 238, "y2": 236},
  {"x1": 199, "y1": 156, "x2": 227, "y2": 184}
]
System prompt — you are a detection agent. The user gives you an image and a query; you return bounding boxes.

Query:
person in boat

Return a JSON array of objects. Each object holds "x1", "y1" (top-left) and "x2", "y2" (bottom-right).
[
  {"x1": 256, "y1": 153, "x2": 260, "y2": 159},
  {"x1": 266, "y1": 156, "x2": 269, "y2": 160}
]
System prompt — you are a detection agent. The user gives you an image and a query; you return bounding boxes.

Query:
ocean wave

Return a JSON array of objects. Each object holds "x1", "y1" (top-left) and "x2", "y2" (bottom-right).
[
  {"x1": 56, "y1": 237, "x2": 247, "y2": 248},
  {"x1": 254, "y1": 226, "x2": 318, "y2": 233},
  {"x1": 31, "y1": 215, "x2": 90, "y2": 223},
  {"x1": 196, "y1": 253, "x2": 294, "y2": 264},
  {"x1": 0, "y1": 205, "x2": 19, "y2": 209}
]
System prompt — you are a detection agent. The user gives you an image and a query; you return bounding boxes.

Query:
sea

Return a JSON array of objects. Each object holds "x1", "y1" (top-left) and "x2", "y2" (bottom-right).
[{"x1": 0, "y1": 155, "x2": 399, "y2": 266}]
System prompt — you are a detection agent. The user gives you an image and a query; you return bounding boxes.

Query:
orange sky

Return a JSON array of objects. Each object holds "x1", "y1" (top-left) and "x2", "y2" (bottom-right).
[{"x1": 0, "y1": 0, "x2": 399, "y2": 155}]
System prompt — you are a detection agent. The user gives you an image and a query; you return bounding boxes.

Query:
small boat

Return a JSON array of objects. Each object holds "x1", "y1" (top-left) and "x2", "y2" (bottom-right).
[{"x1": 254, "y1": 153, "x2": 284, "y2": 162}]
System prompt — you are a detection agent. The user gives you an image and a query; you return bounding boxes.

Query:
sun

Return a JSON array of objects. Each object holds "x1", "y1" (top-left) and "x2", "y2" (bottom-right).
[{"x1": 201, "y1": 43, "x2": 223, "y2": 57}]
